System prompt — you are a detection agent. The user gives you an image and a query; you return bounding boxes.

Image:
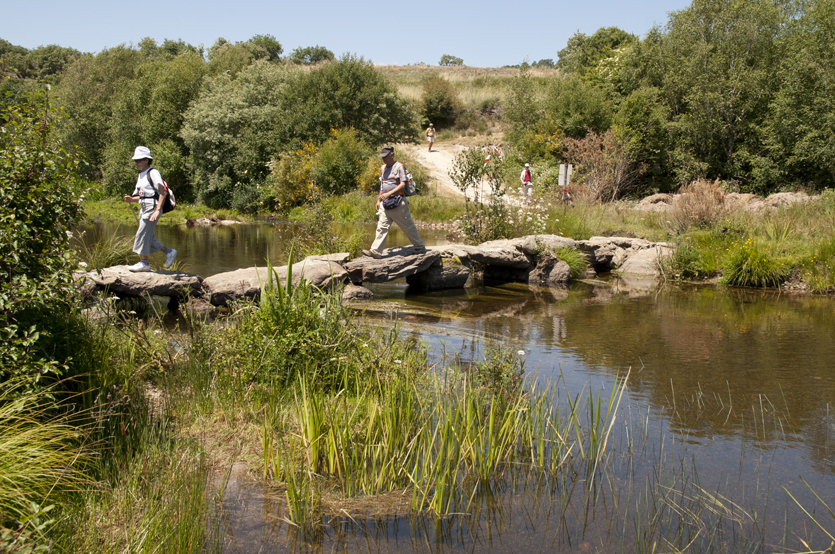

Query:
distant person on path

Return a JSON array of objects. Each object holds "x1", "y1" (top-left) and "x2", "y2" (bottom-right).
[
  {"x1": 520, "y1": 163, "x2": 533, "y2": 201},
  {"x1": 425, "y1": 123, "x2": 436, "y2": 152},
  {"x1": 123, "y1": 146, "x2": 177, "y2": 272},
  {"x1": 362, "y1": 145, "x2": 426, "y2": 259}
]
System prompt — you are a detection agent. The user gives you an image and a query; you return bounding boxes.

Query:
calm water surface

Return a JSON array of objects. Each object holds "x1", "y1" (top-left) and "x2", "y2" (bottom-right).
[{"x1": 82, "y1": 222, "x2": 835, "y2": 552}]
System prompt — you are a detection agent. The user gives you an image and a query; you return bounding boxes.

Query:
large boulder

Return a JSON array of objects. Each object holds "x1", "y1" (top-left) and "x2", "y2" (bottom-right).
[
  {"x1": 619, "y1": 245, "x2": 673, "y2": 276},
  {"x1": 88, "y1": 266, "x2": 204, "y2": 298},
  {"x1": 342, "y1": 284, "x2": 374, "y2": 301},
  {"x1": 202, "y1": 267, "x2": 270, "y2": 306},
  {"x1": 527, "y1": 255, "x2": 571, "y2": 286},
  {"x1": 343, "y1": 250, "x2": 442, "y2": 284},
  {"x1": 406, "y1": 262, "x2": 471, "y2": 291}
]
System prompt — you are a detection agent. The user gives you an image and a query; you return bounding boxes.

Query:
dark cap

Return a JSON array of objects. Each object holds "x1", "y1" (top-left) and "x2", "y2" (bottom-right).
[{"x1": 379, "y1": 145, "x2": 394, "y2": 158}]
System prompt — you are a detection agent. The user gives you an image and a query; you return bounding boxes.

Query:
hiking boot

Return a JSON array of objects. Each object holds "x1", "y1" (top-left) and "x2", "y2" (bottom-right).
[
  {"x1": 164, "y1": 249, "x2": 178, "y2": 269},
  {"x1": 413, "y1": 246, "x2": 427, "y2": 254},
  {"x1": 362, "y1": 249, "x2": 383, "y2": 259},
  {"x1": 128, "y1": 261, "x2": 150, "y2": 273}
]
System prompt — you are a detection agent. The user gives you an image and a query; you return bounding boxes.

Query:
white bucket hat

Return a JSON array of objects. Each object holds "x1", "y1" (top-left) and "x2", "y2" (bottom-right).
[{"x1": 132, "y1": 146, "x2": 152, "y2": 160}]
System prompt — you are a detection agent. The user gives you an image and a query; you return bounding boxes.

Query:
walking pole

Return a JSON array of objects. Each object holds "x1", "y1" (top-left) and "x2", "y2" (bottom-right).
[{"x1": 128, "y1": 202, "x2": 160, "y2": 270}]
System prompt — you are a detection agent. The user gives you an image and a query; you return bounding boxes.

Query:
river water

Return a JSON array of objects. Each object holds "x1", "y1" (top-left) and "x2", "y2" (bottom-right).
[{"x1": 81, "y1": 222, "x2": 835, "y2": 553}]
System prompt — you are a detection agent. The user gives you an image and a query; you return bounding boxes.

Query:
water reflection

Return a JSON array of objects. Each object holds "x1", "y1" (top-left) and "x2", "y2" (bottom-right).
[
  {"x1": 77, "y1": 221, "x2": 451, "y2": 277},
  {"x1": 76, "y1": 222, "x2": 834, "y2": 551}
]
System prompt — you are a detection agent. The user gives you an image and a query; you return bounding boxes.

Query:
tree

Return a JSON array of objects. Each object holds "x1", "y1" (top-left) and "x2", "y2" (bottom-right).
[
  {"x1": 543, "y1": 74, "x2": 613, "y2": 139},
  {"x1": 556, "y1": 27, "x2": 636, "y2": 76},
  {"x1": 138, "y1": 37, "x2": 202, "y2": 60},
  {"x1": 656, "y1": 0, "x2": 784, "y2": 188},
  {"x1": 53, "y1": 46, "x2": 143, "y2": 177},
  {"x1": 765, "y1": 0, "x2": 835, "y2": 189},
  {"x1": 181, "y1": 60, "x2": 294, "y2": 208},
  {"x1": 101, "y1": 51, "x2": 207, "y2": 197},
  {"x1": 289, "y1": 45, "x2": 335, "y2": 65},
  {"x1": 249, "y1": 34, "x2": 283, "y2": 61},
  {"x1": 274, "y1": 54, "x2": 416, "y2": 149},
  {"x1": 531, "y1": 59, "x2": 555, "y2": 68},
  {"x1": 439, "y1": 54, "x2": 463, "y2": 66}
]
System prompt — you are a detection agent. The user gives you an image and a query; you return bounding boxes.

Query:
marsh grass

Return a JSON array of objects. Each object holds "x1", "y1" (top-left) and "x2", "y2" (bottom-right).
[
  {"x1": 722, "y1": 238, "x2": 792, "y2": 288},
  {"x1": 0, "y1": 383, "x2": 89, "y2": 527},
  {"x1": 555, "y1": 247, "x2": 589, "y2": 279},
  {"x1": 407, "y1": 194, "x2": 465, "y2": 224},
  {"x1": 72, "y1": 230, "x2": 134, "y2": 271},
  {"x1": 261, "y1": 362, "x2": 632, "y2": 523}
]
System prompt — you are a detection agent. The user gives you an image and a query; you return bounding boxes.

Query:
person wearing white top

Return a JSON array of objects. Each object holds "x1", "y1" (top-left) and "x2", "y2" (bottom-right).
[{"x1": 123, "y1": 146, "x2": 177, "y2": 272}]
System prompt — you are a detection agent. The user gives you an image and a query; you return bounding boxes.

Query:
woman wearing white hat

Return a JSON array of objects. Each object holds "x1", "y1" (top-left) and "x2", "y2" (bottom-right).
[{"x1": 123, "y1": 146, "x2": 177, "y2": 272}]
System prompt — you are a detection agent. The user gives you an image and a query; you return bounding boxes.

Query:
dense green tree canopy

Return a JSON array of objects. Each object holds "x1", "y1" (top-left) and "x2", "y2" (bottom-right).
[{"x1": 289, "y1": 45, "x2": 335, "y2": 65}]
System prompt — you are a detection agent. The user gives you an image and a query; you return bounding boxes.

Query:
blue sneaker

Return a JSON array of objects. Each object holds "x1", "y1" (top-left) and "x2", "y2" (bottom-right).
[{"x1": 164, "y1": 249, "x2": 177, "y2": 269}]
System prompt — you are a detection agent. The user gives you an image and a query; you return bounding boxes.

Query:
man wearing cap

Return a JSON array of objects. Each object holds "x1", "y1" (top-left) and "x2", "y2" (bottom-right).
[
  {"x1": 424, "y1": 123, "x2": 436, "y2": 152},
  {"x1": 123, "y1": 146, "x2": 177, "y2": 272},
  {"x1": 362, "y1": 145, "x2": 426, "y2": 259},
  {"x1": 520, "y1": 163, "x2": 533, "y2": 202}
]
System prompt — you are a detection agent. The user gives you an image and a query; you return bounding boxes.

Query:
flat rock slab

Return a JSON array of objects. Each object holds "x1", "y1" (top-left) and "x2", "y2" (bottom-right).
[
  {"x1": 343, "y1": 250, "x2": 442, "y2": 284},
  {"x1": 88, "y1": 266, "x2": 203, "y2": 297},
  {"x1": 436, "y1": 245, "x2": 532, "y2": 268},
  {"x1": 203, "y1": 258, "x2": 349, "y2": 306},
  {"x1": 479, "y1": 235, "x2": 577, "y2": 255}
]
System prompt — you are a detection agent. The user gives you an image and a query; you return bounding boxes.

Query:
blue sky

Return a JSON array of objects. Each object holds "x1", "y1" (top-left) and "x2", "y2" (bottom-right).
[{"x1": 4, "y1": 0, "x2": 690, "y2": 67}]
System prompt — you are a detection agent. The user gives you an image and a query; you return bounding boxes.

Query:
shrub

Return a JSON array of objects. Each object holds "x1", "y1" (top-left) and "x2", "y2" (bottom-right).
[
  {"x1": 310, "y1": 128, "x2": 374, "y2": 195},
  {"x1": 0, "y1": 93, "x2": 84, "y2": 392},
  {"x1": 263, "y1": 142, "x2": 317, "y2": 210},
  {"x1": 450, "y1": 145, "x2": 513, "y2": 244},
  {"x1": 668, "y1": 179, "x2": 726, "y2": 233},
  {"x1": 563, "y1": 130, "x2": 645, "y2": 202},
  {"x1": 419, "y1": 76, "x2": 461, "y2": 129}
]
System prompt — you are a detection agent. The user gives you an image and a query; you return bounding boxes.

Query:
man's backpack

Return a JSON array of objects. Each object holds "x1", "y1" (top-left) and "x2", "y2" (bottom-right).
[
  {"x1": 146, "y1": 171, "x2": 177, "y2": 214},
  {"x1": 381, "y1": 161, "x2": 419, "y2": 197}
]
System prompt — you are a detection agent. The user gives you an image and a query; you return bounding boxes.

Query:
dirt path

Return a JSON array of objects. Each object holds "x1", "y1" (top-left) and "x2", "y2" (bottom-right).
[
  {"x1": 399, "y1": 143, "x2": 502, "y2": 203},
  {"x1": 398, "y1": 143, "x2": 465, "y2": 198}
]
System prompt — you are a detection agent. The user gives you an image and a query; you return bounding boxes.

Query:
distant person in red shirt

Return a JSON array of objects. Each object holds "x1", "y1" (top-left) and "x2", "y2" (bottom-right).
[{"x1": 520, "y1": 163, "x2": 532, "y2": 202}]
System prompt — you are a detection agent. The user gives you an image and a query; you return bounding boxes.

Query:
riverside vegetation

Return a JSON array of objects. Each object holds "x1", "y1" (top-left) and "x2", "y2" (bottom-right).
[
  {"x1": 3, "y1": 91, "x2": 835, "y2": 553},
  {"x1": 3, "y1": 2, "x2": 835, "y2": 551}
]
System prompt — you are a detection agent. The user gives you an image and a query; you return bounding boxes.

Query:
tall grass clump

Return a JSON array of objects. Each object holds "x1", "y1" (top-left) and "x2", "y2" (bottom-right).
[
  {"x1": 262, "y1": 345, "x2": 633, "y2": 524},
  {"x1": 555, "y1": 247, "x2": 588, "y2": 279},
  {"x1": 72, "y1": 230, "x2": 134, "y2": 271},
  {"x1": 801, "y1": 237, "x2": 835, "y2": 293},
  {"x1": 722, "y1": 237, "x2": 792, "y2": 288},
  {"x1": 669, "y1": 179, "x2": 726, "y2": 233},
  {"x1": 0, "y1": 383, "x2": 88, "y2": 527}
]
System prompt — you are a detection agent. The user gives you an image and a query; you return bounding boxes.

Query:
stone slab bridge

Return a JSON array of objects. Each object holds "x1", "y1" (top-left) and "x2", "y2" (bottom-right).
[{"x1": 75, "y1": 235, "x2": 671, "y2": 313}]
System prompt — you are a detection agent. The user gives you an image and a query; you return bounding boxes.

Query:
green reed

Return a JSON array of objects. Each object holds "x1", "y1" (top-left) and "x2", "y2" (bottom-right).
[{"x1": 262, "y1": 363, "x2": 633, "y2": 523}]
